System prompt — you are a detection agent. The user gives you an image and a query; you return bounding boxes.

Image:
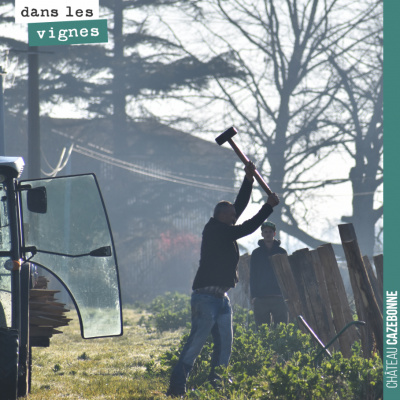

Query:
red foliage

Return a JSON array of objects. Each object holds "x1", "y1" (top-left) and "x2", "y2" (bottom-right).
[{"x1": 157, "y1": 231, "x2": 200, "y2": 262}]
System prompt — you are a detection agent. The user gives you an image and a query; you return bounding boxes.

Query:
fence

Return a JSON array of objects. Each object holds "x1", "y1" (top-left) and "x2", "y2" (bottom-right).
[{"x1": 230, "y1": 223, "x2": 383, "y2": 359}]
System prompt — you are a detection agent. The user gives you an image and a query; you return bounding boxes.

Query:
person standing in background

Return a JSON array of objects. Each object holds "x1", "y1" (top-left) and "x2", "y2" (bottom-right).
[{"x1": 250, "y1": 221, "x2": 288, "y2": 328}]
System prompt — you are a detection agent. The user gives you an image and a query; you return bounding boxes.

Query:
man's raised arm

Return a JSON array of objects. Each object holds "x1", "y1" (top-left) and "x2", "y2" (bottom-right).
[
  {"x1": 229, "y1": 192, "x2": 280, "y2": 241},
  {"x1": 234, "y1": 161, "x2": 256, "y2": 218}
]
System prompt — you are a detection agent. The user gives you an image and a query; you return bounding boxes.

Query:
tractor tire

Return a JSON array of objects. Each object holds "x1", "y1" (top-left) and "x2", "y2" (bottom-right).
[{"x1": 0, "y1": 327, "x2": 19, "y2": 400}]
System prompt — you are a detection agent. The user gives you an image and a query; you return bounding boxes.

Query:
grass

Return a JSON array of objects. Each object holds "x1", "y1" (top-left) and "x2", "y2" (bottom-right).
[
  {"x1": 27, "y1": 302, "x2": 383, "y2": 400},
  {"x1": 29, "y1": 307, "x2": 183, "y2": 399}
]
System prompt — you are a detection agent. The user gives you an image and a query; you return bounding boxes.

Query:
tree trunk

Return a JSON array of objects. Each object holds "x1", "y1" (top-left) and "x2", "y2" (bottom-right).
[
  {"x1": 112, "y1": 0, "x2": 127, "y2": 143},
  {"x1": 343, "y1": 191, "x2": 376, "y2": 257}
]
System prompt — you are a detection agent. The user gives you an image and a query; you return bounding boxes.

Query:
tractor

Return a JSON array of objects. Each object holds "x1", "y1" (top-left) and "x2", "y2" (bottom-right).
[{"x1": 0, "y1": 156, "x2": 123, "y2": 399}]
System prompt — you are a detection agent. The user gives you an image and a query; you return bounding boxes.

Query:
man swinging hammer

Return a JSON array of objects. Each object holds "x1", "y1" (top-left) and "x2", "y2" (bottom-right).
[{"x1": 167, "y1": 161, "x2": 279, "y2": 397}]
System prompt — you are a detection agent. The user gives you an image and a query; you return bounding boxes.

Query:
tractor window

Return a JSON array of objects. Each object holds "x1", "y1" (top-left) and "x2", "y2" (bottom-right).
[
  {"x1": 0, "y1": 257, "x2": 11, "y2": 328},
  {"x1": 0, "y1": 181, "x2": 12, "y2": 327},
  {"x1": 20, "y1": 174, "x2": 122, "y2": 339},
  {"x1": 0, "y1": 182, "x2": 11, "y2": 252},
  {"x1": 0, "y1": 183, "x2": 11, "y2": 328}
]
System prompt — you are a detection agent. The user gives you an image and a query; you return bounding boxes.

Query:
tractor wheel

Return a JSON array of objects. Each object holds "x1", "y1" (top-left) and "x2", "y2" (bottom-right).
[{"x1": 0, "y1": 327, "x2": 19, "y2": 400}]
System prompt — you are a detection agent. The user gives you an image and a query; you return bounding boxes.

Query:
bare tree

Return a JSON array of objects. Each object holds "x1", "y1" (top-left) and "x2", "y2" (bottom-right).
[
  {"x1": 164, "y1": 0, "x2": 382, "y2": 255},
  {"x1": 326, "y1": 3, "x2": 382, "y2": 255}
]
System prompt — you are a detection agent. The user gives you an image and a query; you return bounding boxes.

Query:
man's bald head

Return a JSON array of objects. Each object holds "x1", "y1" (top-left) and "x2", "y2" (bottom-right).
[{"x1": 214, "y1": 201, "x2": 236, "y2": 225}]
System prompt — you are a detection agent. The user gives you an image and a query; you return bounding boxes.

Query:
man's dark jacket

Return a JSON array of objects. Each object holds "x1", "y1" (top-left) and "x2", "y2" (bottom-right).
[
  {"x1": 250, "y1": 239, "x2": 287, "y2": 298},
  {"x1": 192, "y1": 177, "x2": 273, "y2": 290}
]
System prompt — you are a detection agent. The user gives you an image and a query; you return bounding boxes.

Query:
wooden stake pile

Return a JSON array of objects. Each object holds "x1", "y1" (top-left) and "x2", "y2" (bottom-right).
[
  {"x1": 269, "y1": 223, "x2": 383, "y2": 359},
  {"x1": 29, "y1": 276, "x2": 72, "y2": 347},
  {"x1": 233, "y1": 223, "x2": 383, "y2": 360}
]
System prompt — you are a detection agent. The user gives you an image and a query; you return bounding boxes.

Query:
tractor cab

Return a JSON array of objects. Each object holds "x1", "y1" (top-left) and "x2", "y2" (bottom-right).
[{"x1": 0, "y1": 157, "x2": 123, "y2": 400}]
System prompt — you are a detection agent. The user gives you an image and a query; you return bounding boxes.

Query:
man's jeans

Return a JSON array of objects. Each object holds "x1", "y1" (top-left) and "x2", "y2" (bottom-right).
[{"x1": 169, "y1": 292, "x2": 233, "y2": 391}]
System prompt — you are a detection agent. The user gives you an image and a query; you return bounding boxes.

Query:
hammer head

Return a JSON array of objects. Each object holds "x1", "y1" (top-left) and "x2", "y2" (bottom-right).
[{"x1": 215, "y1": 126, "x2": 237, "y2": 146}]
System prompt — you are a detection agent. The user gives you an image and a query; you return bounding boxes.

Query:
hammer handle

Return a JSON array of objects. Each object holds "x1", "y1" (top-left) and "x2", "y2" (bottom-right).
[{"x1": 227, "y1": 138, "x2": 272, "y2": 196}]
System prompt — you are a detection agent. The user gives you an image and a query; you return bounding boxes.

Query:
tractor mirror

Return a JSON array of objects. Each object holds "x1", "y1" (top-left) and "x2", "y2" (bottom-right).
[
  {"x1": 89, "y1": 246, "x2": 112, "y2": 257},
  {"x1": 27, "y1": 187, "x2": 47, "y2": 214}
]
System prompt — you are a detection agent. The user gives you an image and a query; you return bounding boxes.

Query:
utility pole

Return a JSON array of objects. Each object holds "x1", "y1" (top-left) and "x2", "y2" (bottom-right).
[
  {"x1": 28, "y1": 46, "x2": 40, "y2": 179},
  {"x1": 0, "y1": 59, "x2": 7, "y2": 156}
]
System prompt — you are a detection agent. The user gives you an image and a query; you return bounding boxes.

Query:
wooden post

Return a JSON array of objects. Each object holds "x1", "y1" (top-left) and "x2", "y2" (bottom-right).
[
  {"x1": 288, "y1": 248, "x2": 333, "y2": 345},
  {"x1": 270, "y1": 253, "x2": 303, "y2": 321},
  {"x1": 338, "y1": 224, "x2": 371, "y2": 357},
  {"x1": 238, "y1": 254, "x2": 251, "y2": 306},
  {"x1": 309, "y1": 249, "x2": 339, "y2": 351},
  {"x1": 373, "y1": 254, "x2": 383, "y2": 302},
  {"x1": 317, "y1": 244, "x2": 358, "y2": 358},
  {"x1": 363, "y1": 256, "x2": 383, "y2": 313},
  {"x1": 339, "y1": 224, "x2": 383, "y2": 359},
  {"x1": 288, "y1": 251, "x2": 316, "y2": 329},
  {"x1": 342, "y1": 241, "x2": 383, "y2": 359},
  {"x1": 231, "y1": 254, "x2": 252, "y2": 309}
]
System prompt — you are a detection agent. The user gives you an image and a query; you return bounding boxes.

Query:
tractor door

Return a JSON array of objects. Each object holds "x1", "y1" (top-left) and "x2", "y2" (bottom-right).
[{"x1": 19, "y1": 174, "x2": 122, "y2": 338}]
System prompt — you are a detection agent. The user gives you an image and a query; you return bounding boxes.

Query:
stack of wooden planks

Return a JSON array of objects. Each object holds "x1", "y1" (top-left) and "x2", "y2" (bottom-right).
[{"x1": 29, "y1": 276, "x2": 72, "y2": 347}]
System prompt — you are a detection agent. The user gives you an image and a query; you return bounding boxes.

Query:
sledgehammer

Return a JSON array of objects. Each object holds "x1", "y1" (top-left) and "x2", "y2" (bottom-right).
[{"x1": 215, "y1": 127, "x2": 272, "y2": 196}]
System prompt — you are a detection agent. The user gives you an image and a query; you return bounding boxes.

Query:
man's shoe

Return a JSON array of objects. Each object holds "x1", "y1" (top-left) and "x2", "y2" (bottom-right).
[{"x1": 166, "y1": 386, "x2": 185, "y2": 398}]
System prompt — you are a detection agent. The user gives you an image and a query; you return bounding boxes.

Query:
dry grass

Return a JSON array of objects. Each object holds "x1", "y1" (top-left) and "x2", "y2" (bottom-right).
[{"x1": 28, "y1": 308, "x2": 183, "y2": 399}]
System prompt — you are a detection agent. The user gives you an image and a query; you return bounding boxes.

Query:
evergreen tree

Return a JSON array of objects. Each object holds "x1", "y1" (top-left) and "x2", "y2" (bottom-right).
[{"x1": 1, "y1": 0, "x2": 241, "y2": 138}]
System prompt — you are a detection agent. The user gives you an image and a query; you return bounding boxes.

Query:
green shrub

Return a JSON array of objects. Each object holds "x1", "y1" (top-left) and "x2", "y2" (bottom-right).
[
  {"x1": 133, "y1": 293, "x2": 382, "y2": 399},
  {"x1": 148, "y1": 292, "x2": 191, "y2": 314},
  {"x1": 232, "y1": 304, "x2": 256, "y2": 331},
  {"x1": 158, "y1": 321, "x2": 383, "y2": 400},
  {"x1": 137, "y1": 292, "x2": 191, "y2": 332},
  {"x1": 153, "y1": 309, "x2": 191, "y2": 332},
  {"x1": 137, "y1": 292, "x2": 257, "y2": 333},
  {"x1": 138, "y1": 294, "x2": 258, "y2": 333}
]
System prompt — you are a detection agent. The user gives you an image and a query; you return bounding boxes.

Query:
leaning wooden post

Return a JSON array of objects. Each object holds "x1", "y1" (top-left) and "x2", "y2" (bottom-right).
[
  {"x1": 342, "y1": 241, "x2": 383, "y2": 359},
  {"x1": 339, "y1": 224, "x2": 383, "y2": 359},
  {"x1": 270, "y1": 253, "x2": 303, "y2": 321},
  {"x1": 373, "y1": 254, "x2": 383, "y2": 303},
  {"x1": 363, "y1": 255, "x2": 383, "y2": 313},
  {"x1": 309, "y1": 249, "x2": 339, "y2": 351},
  {"x1": 289, "y1": 249, "x2": 333, "y2": 347},
  {"x1": 317, "y1": 244, "x2": 358, "y2": 358},
  {"x1": 338, "y1": 224, "x2": 372, "y2": 357}
]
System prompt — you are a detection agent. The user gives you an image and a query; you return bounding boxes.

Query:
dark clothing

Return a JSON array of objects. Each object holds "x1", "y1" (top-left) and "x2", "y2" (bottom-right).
[
  {"x1": 253, "y1": 297, "x2": 288, "y2": 327},
  {"x1": 192, "y1": 177, "x2": 273, "y2": 290},
  {"x1": 169, "y1": 176, "x2": 273, "y2": 395},
  {"x1": 250, "y1": 239, "x2": 287, "y2": 299}
]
